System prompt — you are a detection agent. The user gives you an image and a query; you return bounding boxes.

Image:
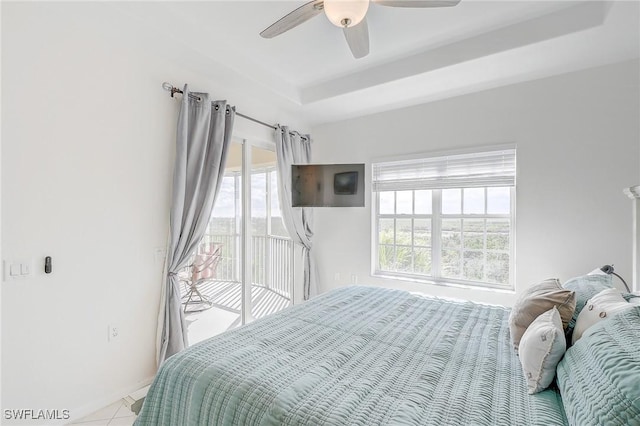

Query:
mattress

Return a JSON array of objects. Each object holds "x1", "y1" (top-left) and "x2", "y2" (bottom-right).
[{"x1": 135, "y1": 286, "x2": 567, "y2": 425}]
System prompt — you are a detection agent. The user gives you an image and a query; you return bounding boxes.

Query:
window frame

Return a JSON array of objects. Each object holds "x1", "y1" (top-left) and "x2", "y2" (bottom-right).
[{"x1": 371, "y1": 148, "x2": 516, "y2": 291}]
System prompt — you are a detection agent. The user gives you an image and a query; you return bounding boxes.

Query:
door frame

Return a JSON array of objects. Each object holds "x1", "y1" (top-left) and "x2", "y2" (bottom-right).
[{"x1": 238, "y1": 138, "x2": 279, "y2": 325}]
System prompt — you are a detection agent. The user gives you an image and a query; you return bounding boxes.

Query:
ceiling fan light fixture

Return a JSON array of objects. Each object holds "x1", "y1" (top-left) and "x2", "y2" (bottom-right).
[{"x1": 324, "y1": 0, "x2": 369, "y2": 28}]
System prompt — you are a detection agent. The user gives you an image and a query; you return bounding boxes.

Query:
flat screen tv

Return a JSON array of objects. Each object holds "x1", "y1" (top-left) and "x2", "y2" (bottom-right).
[{"x1": 292, "y1": 163, "x2": 365, "y2": 207}]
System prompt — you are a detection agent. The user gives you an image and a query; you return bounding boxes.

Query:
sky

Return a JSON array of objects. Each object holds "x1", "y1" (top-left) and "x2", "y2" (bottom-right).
[{"x1": 213, "y1": 172, "x2": 282, "y2": 218}]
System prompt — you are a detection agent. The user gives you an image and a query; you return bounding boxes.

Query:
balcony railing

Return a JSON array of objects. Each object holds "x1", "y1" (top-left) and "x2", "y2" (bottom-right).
[{"x1": 200, "y1": 233, "x2": 293, "y2": 299}]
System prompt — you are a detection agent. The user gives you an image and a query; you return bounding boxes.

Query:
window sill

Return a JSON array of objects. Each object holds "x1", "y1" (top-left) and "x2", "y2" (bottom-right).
[{"x1": 372, "y1": 271, "x2": 515, "y2": 294}]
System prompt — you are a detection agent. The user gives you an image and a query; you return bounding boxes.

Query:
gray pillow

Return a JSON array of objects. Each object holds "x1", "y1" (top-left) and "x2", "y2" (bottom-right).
[{"x1": 509, "y1": 278, "x2": 576, "y2": 351}]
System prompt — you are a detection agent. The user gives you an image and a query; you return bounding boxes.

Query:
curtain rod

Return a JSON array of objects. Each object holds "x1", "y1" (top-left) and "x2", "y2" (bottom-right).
[{"x1": 161, "y1": 82, "x2": 309, "y2": 142}]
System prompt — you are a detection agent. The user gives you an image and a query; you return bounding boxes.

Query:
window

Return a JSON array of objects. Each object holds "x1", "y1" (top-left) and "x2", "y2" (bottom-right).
[{"x1": 373, "y1": 148, "x2": 516, "y2": 289}]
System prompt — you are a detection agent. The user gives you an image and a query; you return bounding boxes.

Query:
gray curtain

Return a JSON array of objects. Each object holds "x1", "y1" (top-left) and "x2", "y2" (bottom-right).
[
  {"x1": 275, "y1": 125, "x2": 317, "y2": 300},
  {"x1": 157, "y1": 85, "x2": 235, "y2": 365}
]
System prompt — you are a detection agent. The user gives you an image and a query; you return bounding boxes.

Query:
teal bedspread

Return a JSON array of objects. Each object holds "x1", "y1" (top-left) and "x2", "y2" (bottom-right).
[{"x1": 136, "y1": 286, "x2": 567, "y2": 425}]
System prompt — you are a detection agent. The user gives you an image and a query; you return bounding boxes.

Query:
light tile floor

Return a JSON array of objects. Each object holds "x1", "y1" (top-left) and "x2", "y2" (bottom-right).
[{"x1": 70, "y1": 400, "x2": 136, "y2": 425}]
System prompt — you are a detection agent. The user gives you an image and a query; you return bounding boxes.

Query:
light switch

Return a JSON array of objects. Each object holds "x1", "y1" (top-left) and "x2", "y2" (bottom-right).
[
  {"x1": 10, "y1": 263, "x2": 21, "y2": 276},
  {"x1": 21, "y1": 263, "x2": 30, "y2": 275}
]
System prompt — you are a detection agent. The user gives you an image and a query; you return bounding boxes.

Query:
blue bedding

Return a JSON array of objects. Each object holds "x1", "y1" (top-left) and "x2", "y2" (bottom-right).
[{"x1": 136, "y1": 286, "x2": 567, "y2": 425}]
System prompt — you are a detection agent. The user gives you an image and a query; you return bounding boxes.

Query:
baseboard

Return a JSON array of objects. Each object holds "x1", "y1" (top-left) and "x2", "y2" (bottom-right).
[
  {"x1": 65, "y1": 376, "x2": 154, "y2": 425},
  {"x1": 122, "y1": 385, "x2": 151, "y2": 415}
]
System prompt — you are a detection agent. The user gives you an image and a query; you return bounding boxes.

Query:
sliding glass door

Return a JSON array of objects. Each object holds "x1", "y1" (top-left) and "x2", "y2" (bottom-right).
[{"x1": 185, "y1": 139, "x2": 292, "y2": 343}]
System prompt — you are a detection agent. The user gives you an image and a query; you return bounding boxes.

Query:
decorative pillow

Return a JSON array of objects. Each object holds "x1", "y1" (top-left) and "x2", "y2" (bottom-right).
[
  {"x1": 571, "y1": 288, "x2": 634, "y2": 345},
  {"x1": 518, "y1": 307, "x2": 566, "y2": 394},
  {"x1": 586, "y1": 267, "x2": 608, "y2": 276},
  {"x1": 556, "y1": 306, "x2": 640, "y2": 426},
  {"x1": 509, "y1": 278, "x2": 576, "y2": 350},
  {"x1": 562, "y1": 274, "x2": 613, "y2": 340}
]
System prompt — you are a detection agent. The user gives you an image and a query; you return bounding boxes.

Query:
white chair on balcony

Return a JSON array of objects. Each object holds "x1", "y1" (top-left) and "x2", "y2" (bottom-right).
[{"x1": 182, "y1": 242, "x2": 223, "y2": 313}]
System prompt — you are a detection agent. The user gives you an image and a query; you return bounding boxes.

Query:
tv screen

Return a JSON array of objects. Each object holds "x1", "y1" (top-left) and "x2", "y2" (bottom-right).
[
  {"x1": 333, "y1": 171, "x2": 358, "y2": 195},
  {"x1": 292, "y1": 164, "x2": 365, "y2": 207}
]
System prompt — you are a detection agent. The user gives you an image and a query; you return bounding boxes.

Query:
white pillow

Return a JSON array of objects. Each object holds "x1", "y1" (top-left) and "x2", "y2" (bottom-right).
[
  {"x1": 571, "y1": 288, "x2": 633, "y2": 345},
  {"x1": 519, "y1": 306, "x2": 566, "y2": 394}
]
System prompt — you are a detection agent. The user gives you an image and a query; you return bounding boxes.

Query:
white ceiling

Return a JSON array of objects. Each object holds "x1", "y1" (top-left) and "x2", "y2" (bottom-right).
[{"x1": 108, "y1": 1, "x2": 639, "y2": 125}]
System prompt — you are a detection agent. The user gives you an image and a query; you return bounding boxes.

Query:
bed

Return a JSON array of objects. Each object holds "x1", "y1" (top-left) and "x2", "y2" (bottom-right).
[{"x1": 135, "y1": 285, "x2": 579, "y2": 425}]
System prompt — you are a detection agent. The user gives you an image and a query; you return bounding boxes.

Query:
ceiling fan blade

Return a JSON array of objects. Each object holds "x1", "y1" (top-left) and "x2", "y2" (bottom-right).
[
  {"x1": 343, "y1": 18, "x2": 370, "y2": 59},
  {"x1": 373, "y1": 0, "x2": 461, "y2": 7},
  {"x1": 260, "y1": 0, "x2": 325, "y2": 38}
]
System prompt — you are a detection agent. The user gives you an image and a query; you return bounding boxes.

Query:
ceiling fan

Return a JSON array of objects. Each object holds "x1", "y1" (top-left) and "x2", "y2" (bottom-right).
[{"x1": 260, "y1": 0, "x2": 461, "y2": 59}]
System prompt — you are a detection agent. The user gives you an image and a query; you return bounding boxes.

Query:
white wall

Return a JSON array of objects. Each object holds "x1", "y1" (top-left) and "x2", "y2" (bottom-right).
[
  {"x1": 2, "y1": 1, "x2": 637, "y2": 419},
  {"x1": 1, "y1": 2, "x2": 307, "y2": 423},
  {"x1": 312, "y1": 60, "x2": 640, "y2": 306}
]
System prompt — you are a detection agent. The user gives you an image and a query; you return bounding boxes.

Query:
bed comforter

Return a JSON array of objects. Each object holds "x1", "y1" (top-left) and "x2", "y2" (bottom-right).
[{"x1": 135, "y1": 286, "x2": 567, "y2": 425}]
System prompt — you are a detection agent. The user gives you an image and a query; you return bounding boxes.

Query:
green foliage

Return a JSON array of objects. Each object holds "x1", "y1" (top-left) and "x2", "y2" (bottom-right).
[{"x1": 376, "y1": 189, "x2": 511, "y2": 285}]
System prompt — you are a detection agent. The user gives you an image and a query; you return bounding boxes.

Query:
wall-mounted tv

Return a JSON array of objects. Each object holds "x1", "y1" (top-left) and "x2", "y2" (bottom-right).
[{"x1": 292, "y1": 163, "x2": 365, "y2": 207}]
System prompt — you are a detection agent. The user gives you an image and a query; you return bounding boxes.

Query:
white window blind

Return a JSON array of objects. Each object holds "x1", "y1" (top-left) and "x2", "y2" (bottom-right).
[{"x1": 372, "y1": 149, "x2": 516, "y2": 192}]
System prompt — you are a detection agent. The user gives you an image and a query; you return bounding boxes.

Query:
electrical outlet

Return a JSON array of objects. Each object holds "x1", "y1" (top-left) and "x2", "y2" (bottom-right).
[
  {"x1": 154, "y1": 248, "x2": 167, "y2": 265},
  {"x1": 108, "y1": 324, "x2": 119, "y2": 342},
  {"x1": 350, "y1": 274, "x2": 358, "y2": 284}
]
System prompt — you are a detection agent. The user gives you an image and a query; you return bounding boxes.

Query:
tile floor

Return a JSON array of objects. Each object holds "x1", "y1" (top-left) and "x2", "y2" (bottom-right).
[{"x1": 70, "y1": 400, "x2": 136, "y2": 425}]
